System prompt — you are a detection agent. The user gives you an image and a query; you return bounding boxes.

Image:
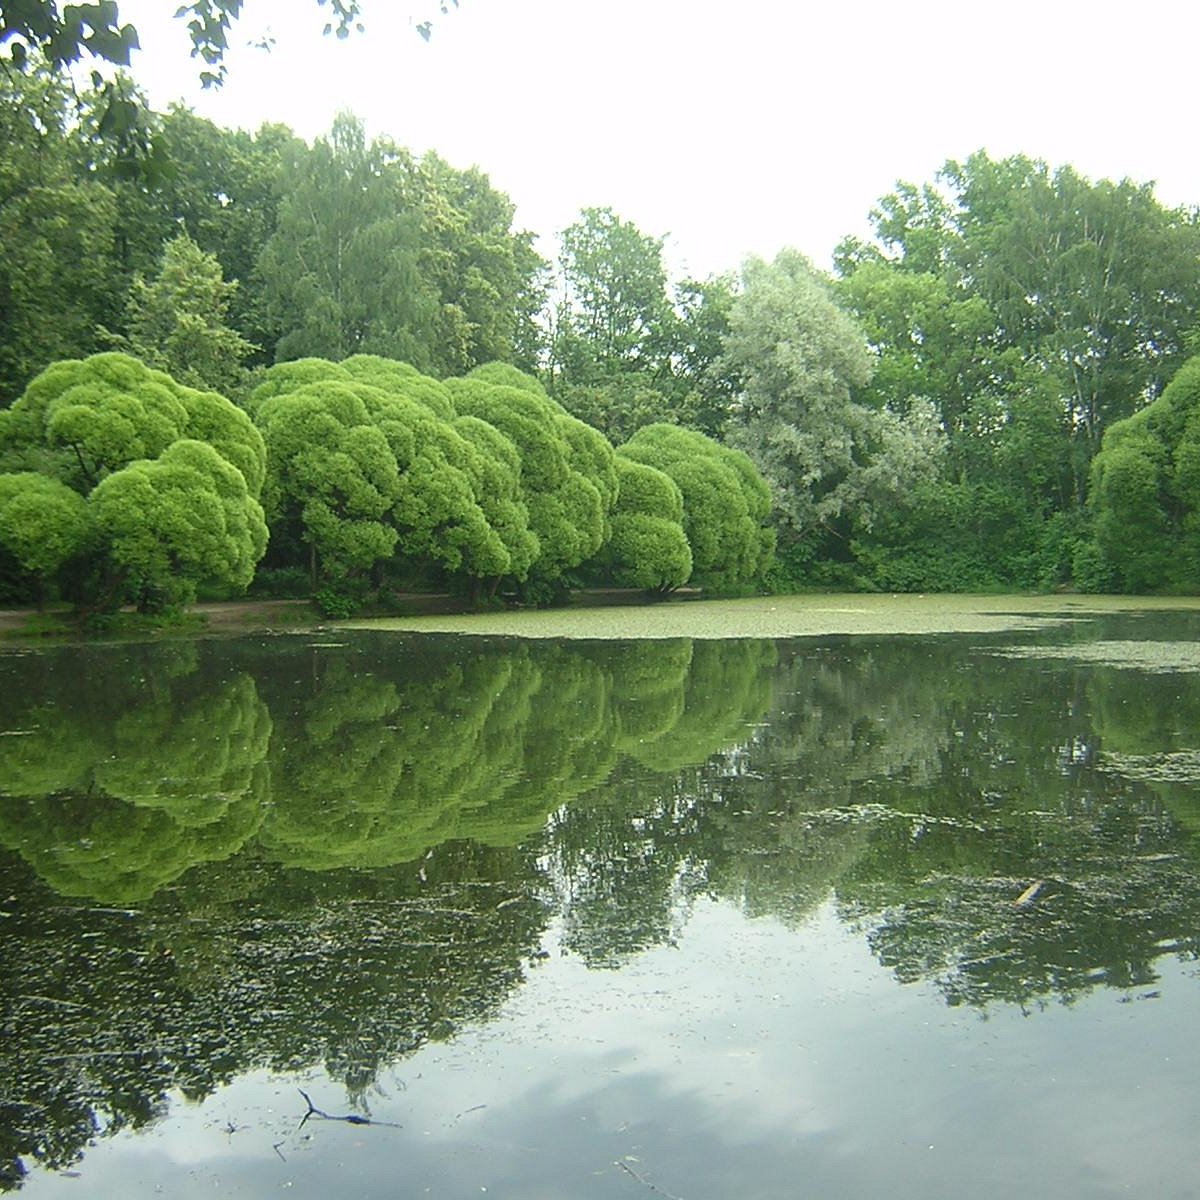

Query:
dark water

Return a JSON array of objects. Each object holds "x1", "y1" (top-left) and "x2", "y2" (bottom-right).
[{"x1": 2, "y1": 613, "x2": 1199, "y2": 1198}]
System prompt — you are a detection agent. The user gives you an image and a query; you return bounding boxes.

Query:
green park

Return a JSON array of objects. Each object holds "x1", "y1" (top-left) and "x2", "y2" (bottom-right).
[
  {"x1": 3, "y1": 11, "x2": 1200, "y2": 624},
  {"x1": 4, "y1": 5, "x2": 1200, "y2": 1199}
]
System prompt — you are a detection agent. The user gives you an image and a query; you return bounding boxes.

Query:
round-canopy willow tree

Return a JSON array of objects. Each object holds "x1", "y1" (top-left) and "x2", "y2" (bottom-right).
[
  {"x1": 618, "y1": 423, "x2": 775, "y2": 589},
  {"x1": 0, "y1": 352, "x2": 267, "y2": 610}
]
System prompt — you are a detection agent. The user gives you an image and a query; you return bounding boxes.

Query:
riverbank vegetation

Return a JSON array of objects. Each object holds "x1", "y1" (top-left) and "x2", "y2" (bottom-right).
[{"x1": 2, "y1": 56, "x2": 1200, "y2": 616}]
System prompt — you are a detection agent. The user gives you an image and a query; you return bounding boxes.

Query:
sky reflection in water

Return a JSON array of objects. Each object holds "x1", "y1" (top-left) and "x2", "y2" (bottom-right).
[{"x1": 4, "y1": 616, "x2": 1200, "y2": 1198}]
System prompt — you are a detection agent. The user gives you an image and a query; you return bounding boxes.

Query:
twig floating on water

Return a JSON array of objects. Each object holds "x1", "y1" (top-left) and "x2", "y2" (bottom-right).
[
  {"x1": 297, "y1": 1089, "x2": 402, "y2": 1130},
  {"x1": 615, "y1": 1159, "x2": 684, "y2": 1200}
]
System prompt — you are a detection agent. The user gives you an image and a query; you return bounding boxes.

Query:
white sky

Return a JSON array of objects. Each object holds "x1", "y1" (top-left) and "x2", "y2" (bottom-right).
[{"x1": 118, "y1": 0, "x2": 1200, "y2": 280}]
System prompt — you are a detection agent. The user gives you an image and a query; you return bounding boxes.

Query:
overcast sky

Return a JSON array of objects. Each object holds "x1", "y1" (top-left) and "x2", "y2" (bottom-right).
[{"x1": 118, "y1": 0, "x2": 1200, "y2": 279}]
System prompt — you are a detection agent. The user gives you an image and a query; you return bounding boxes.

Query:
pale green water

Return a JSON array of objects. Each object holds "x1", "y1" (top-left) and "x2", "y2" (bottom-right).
[{"x1": 3, "y1": 610, "x2": 1200, "y2": 1197}]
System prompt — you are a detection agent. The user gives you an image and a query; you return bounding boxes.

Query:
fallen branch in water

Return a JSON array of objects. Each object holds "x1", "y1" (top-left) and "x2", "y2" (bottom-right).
[
  {"x1": 297, "y1": 1089, "x2": 402, "y2": 1129},
  {"x1": 614, "y1": 1159, "x2": 684, "y2": 1200}
]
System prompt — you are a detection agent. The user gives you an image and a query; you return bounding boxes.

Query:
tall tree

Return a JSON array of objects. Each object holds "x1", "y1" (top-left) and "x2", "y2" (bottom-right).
[
  {"x1": 0, "y1": 66, "x2": 121, "y2": 403},
  {"x1": 255, "y1": 114, "x2": 436, "y2": 367},
  {"x1": 550, "y1": 206, "x2": 676, "y2": 389},
  {"x1": 147, "y1": 108, "x2": 296, "y2": 357},
  {"x1": 839, "y1": 152, "x2": 1200, "y2": 498},
  {"x1": 722, "y1": 249, "x2": 943, "y2": 545},
  {"x1": 117, "y1": 232, "x2": 256, "y2": 396},
  {"x1": 402, "y1": 152, "x2": 546, "y2": 376}
]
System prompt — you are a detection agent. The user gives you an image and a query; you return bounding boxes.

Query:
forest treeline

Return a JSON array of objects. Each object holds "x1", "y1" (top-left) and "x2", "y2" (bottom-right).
[{"x1": 2, "y1": 62, "x2": 1200, "y2": 610}]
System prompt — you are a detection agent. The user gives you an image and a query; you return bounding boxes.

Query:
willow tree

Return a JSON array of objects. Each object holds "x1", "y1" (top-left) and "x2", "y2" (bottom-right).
[
  {"x1": 448, "y1": 365, "x2": 617, "y2": 595},
  {"x1": 249, "y1": 357, "x2": 536, "y2": 599},
  {"x1": 0, "y1": 352, "x2": 267, "y2": 610},
  {"x1": 592, "y1": 456, "x2": 692, "y2": 592},
  {"x1": 618, "y1": 423, "x2": 774, "y2": 589},
  {"x1": 722, "y1": 249, "x2": 943, "y2": 547},
  {"x1": 1084, "y1": 355, "x2": 1200, "y2": 592}
]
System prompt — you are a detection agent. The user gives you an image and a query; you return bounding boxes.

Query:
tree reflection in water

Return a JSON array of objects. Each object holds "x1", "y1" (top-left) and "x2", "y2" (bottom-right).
[{"x1": 2, "y1": 619, "x2": 1200, "y2": 1185}]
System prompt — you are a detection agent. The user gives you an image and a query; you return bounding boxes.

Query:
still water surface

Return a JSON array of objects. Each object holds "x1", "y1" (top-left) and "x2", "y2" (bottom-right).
[{"x1": 2, "y1": 612, "x2": 1199, "y2": 1197}]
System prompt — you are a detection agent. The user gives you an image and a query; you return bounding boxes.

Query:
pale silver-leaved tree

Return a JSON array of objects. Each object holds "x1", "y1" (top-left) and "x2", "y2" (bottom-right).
[{"x1": 721, "y1": 248, "x2": 943, "y2": 540}]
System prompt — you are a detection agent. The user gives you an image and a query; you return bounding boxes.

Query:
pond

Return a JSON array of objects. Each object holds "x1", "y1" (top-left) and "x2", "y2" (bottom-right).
[{"x1": 2, "y1": 606, "x2": 1200, "y2": 1198}]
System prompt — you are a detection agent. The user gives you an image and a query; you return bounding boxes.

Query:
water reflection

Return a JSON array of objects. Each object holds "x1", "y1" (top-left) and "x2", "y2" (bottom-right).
[{"x1": 1, "y1": 619, "x2": 1200, "y2": 1189}]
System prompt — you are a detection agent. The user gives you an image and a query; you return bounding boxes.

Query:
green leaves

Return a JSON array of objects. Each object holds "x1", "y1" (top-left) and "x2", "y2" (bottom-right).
[
  {"x1": 1087, "y1": 355, "x2": 1200, "y2": 591},
  {"x1": 1, "y1": 351, "x2": 269, "y2": 609},
  {"x1": 723, "y1": 249, "x2": 942, "y2": 546},
  {"x1": 120, "y1": 233, "x2": 257, "y2": 396},
  {"x1": 0, "y1": 471, "x2": 92, "y2": 581},
  {"x1": 619, "y1": 424, "x2": 773, "y2": 589},
  {"x1": 90, "y1": 438, "x2": 267, "y2": 603}
]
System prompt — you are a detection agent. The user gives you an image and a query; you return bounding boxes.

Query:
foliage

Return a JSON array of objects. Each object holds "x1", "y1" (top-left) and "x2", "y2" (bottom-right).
[
  {"x1": 556, "y1": 377, "x2": 708, "y2": 447},
  {"x1": 0, "y1": 1, "x2": 365, "y2": 85},
  {"x1": 448, "y1": 366, "x2": 616, "y2": 592},
  {"x1": 255, "y1": 115, "x2": 543, "y2": 378},
  {"x1": 550, "y1": 206, "x2": 675, "y2": 385},
  {"x1": 253, "y1": 375, "x2": 399, "y2": 583},
  {"x1": 0, "y1": 352, "x2": 267, "y2": 609},
  {"x1": 838, "y1": 152, "x2": 1200, "y2": 505},
  {"x1": 1084, "y1": 355, "x2": 1200, "y2": 592},
  {"x1": 255, "y1": 114, "x2": 435, "y2": 368},
  {"x1": 722, "y1": 248, "x2": 944, "y2": 553},
  {"x1": 618, "y1": 423, "x2": 773, "y2": 589},
  {"x1": 250, "y1": 356, "x2": 545, "y2": 597},
  {"x1": 0, "y1": 66, "x2": 125, "y2": 404},
  {"x1": 114, "y1": 232, "x2": 257, "y2": 396},
  {"x1": 547, "y1": 208, "x2": 734, "y2": 443},
  {"x1": 89, "y1": 438, "x2": 267, "y2": 610},
  {"x1": 591, "y1": 456, "x2": 692, "y2": 591},
  {"x1": 0, "y1": 472, "x2": 92, "y2": 599}
]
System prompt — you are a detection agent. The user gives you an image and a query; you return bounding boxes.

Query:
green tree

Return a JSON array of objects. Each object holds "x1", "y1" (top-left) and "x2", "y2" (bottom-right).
[
  {"x1": 447, "y1": 366, "x2": 615, "y2": 596},
  {"x1": 402, "y1": 152, "x2": 546, "y2": 376},
  {"x1": 0, "y1": 472, "x2": 91, "y2": 604},
  {"x1": 670, "y1": 273, "x2": 741, "y2": 438},
  {"x1": 722, "y1": 249, "x2": 943, "y2": 549},
  {"x1": 89, "y1": 438, "x2": 267, "y2": 609},
  {"x1": 255, "y1": 114, "x2": 436, "y2": 367},
  {"x1": 0, "y1": 351, "x2": 267, "y2": 609},
  {"x1": 839, "y1": 152, "x2": 1200, "y2": 511},
  {"x1": 592, "y1": 456, "x2": 692, "y2": 591},
  {"x1": 1, "y1": 350, "x2": 265, "y2": 492},
  {"x1": 117, "y1": 232, "x2": 257, "y2": 396},
  {"x1": 551, "y1": 206, "x2": 675, "y2": 386},
  {"x1": 250, "y1": 357, "x2": 537, "y2": 599},
  {"x1": 0, "y1": 66, "x2": 121, "y2": 404},
  {"x1": 1084, "y1": 355, "x2": 1200, "y2": 591},
  {"x1": 834, "y1": 258, "x2": 1000, "y2": 450},
  {"x1": 252, "y1": 374, "x2": 400, "y2": 587},
  {"x1": 618, "y1": 423, "x2": 774, "y2": 589},
  {"x1": 141, "y1": 108, "x2": 297, "y2": 359},
  {"x1": 944, "y1": 154, "x2": 1200, "y2": 454}
]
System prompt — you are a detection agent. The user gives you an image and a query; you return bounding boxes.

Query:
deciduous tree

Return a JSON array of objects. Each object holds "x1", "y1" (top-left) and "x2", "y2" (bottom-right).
[
  {"x1": 722, "y1": 249, "x2": 943, "y2": 545},
  {"x1": 618, "y1": 423, "x2": 773, "y2": 589}
]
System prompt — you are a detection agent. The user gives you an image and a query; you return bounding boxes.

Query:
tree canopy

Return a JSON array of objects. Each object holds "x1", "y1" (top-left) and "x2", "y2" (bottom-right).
[
  {"x1": 1085, "y1": 355, "x2": 1200, "y2": 591},
  {"x1": 722, "y1": 249, "x2": 943, "y2": 549},
  {"x1": 618, "y1": 423, "x2": 774, "y2": 589},
  {"x1": 0, "y1": 351, "x2": 266, "y2": 609}
]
